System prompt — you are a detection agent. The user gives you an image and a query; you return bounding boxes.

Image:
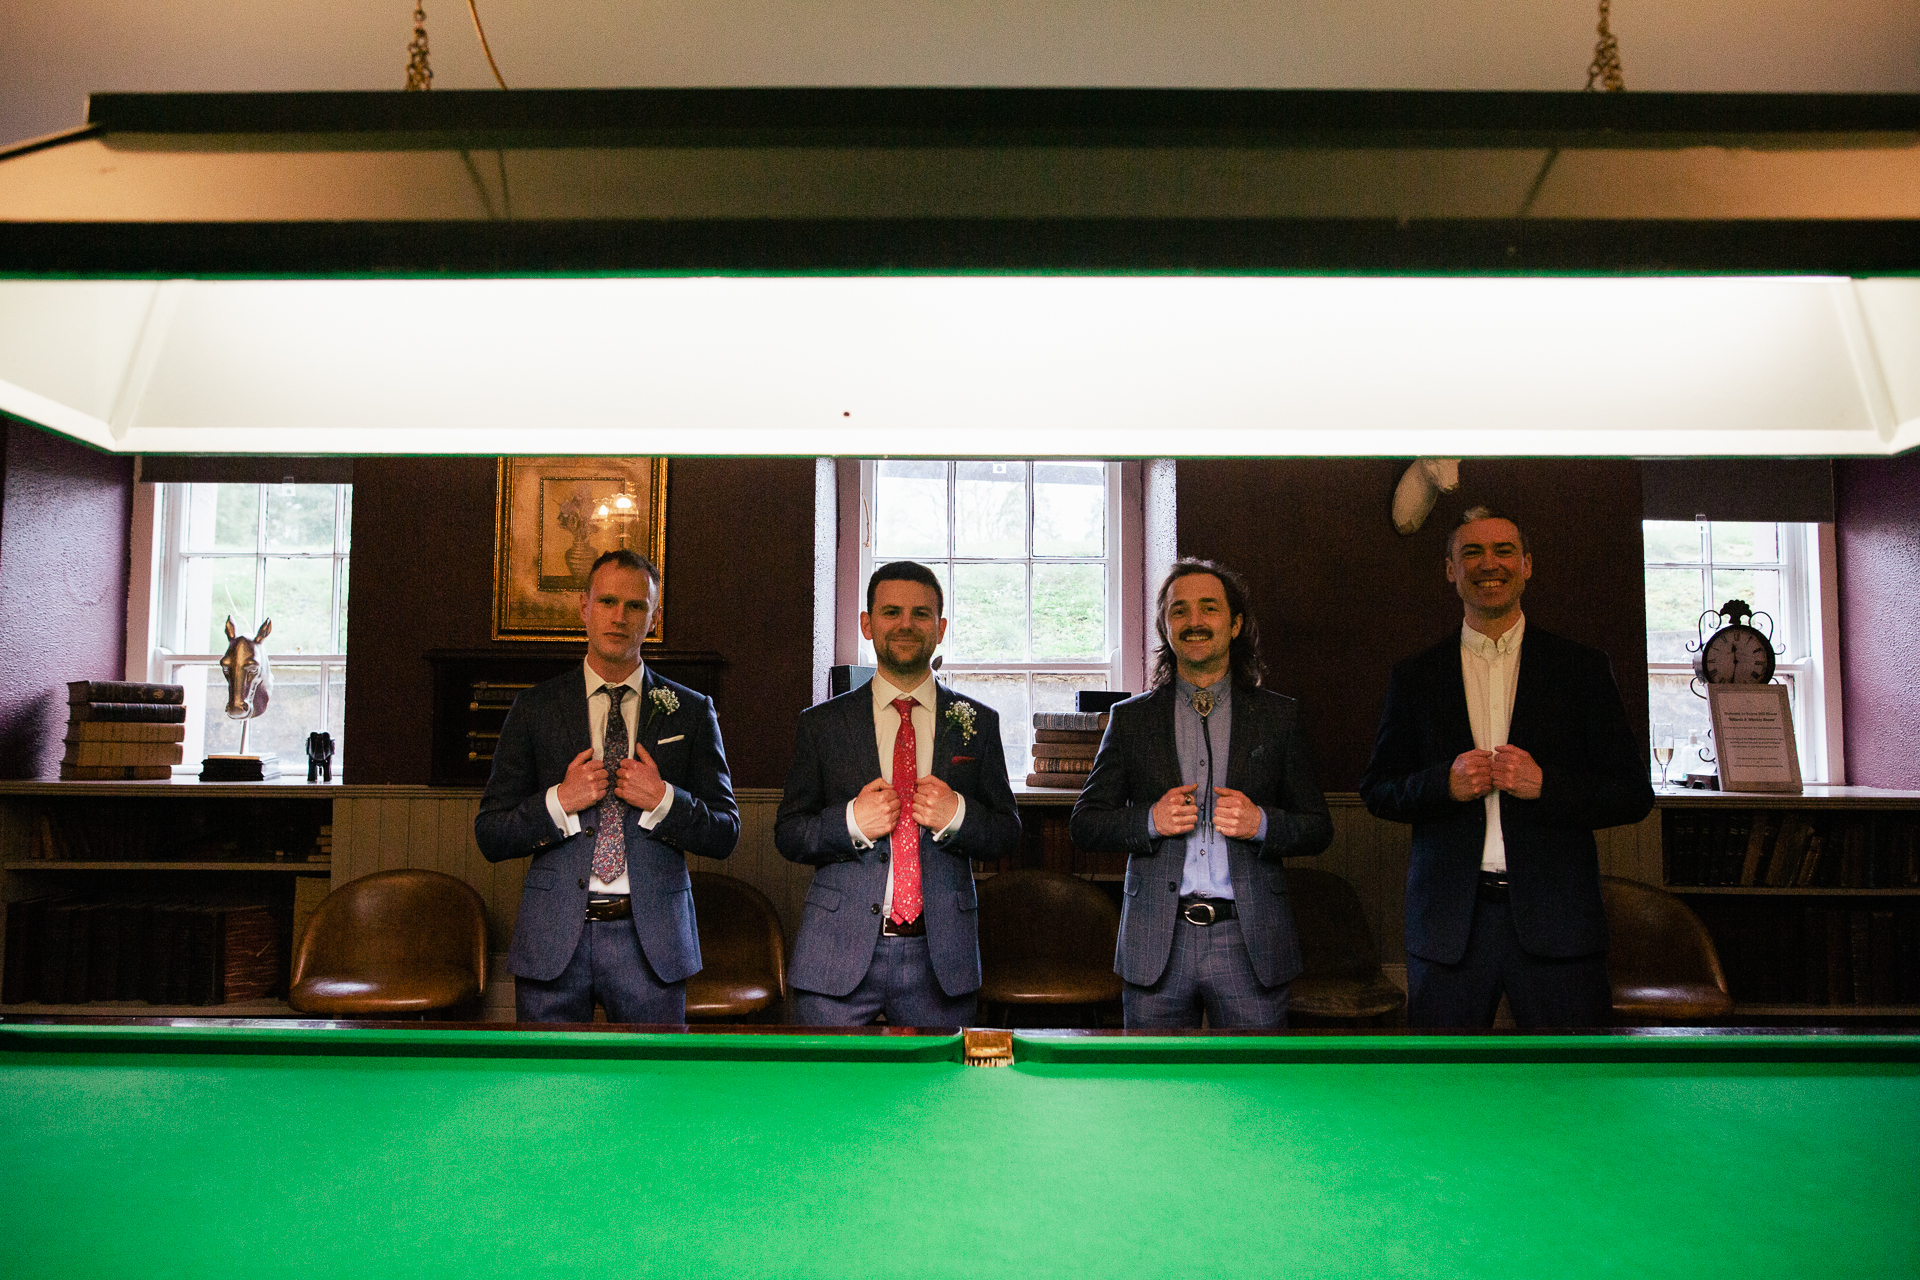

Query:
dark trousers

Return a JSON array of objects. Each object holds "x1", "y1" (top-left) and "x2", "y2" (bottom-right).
[
  {"x1": 514, "y1": 918, "x2": 685, "y2": 1025},
  {"x1": 790, "y1": 935, "x2": 978, "y2": 1028},
  {"x1": 1407, "y1": 896, "x2": 1611, "y2": 1030},
  {"x1": 1123, "y1": 918, "x2": 1290, "y2": 1030}
]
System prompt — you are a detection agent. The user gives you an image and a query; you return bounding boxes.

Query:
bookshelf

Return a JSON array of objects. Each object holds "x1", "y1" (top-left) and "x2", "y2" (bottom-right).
[
  {"x1": 1658, "y1": 787, "x2": 1920, "y2": 1020},
  {"x1": 0, "y1": 779, "x2": 338, "y2": 1016}
]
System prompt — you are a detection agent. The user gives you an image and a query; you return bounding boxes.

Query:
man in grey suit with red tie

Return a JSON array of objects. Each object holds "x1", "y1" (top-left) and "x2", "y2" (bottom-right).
[
  {"x1": 1072, "y1": 558, "x2": 1333, "y2": 1028},
  {"x1": 775, "y1": 561, "x2": 1021, "y2": 1026},
  {"x1": 476, "y1": 549, "x2": 739, "y2": 1023}
]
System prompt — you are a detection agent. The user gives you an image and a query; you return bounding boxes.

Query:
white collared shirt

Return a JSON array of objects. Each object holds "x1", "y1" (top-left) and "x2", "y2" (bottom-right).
[
  {"x1": 847, "y1": 670, "x2": 966, "y2": 915},
  {"x1": 1460, "y1": 613, "x2": 1525, "y2": 872},
  {"x1": 544, "y1": 659, "x2": 676, "y2": 895}
]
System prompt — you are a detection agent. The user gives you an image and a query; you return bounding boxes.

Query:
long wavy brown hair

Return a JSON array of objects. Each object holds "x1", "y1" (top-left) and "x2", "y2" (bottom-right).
[{"x1": 1151, "y1": 558, "x2": 1265, "y2": 690}]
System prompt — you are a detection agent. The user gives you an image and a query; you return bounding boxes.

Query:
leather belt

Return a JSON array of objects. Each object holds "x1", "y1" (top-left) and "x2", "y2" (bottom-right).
[
  {"x1": 1476, "y1": 872, "x2": 1511, "y2": 904},
  {"x1": 880, "y1": 914, "x2": 927, "y2": 937},
  {"x1": 1178, "y1": 896, "x2": 1236, "y2": 926},
  {"x1": 585, "y1": 895, "x2": 632, "y2": 922}
]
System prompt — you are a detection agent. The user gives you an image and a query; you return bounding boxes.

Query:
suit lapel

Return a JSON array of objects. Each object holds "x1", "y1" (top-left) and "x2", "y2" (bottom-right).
[
  {"x1": 846, "y1": 682, "x2": 886, "y2": 782},
  {"x1": 562, "y1": 671, "x2": 593, "y2": 760},
  {"x1": 1144, "y1": 685, "x2": 1183, "y2": 794},
  {"x1": 1434, "y1": 641, "x2": 1476, "y2": 755},
  {"x1": 1224, "y1": 680, "x2": 1255, "y2": 791},
  {"x1": 931, "y1": 684, "x2": 953, "y2": 783},
  {"x1": 1508, "y1": 628, "x2": 1550, "y2": 750}
]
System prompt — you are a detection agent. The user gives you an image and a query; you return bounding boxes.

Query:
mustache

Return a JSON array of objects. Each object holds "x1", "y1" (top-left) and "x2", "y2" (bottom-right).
[{"x1": 1178, "y1": 628, "x2": 1214, "y2": 641}]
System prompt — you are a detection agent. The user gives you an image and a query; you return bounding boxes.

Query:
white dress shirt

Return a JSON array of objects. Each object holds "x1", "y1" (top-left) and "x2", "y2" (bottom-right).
[
  {"x1": 846, "y1": 671, "x2": 966, "y2": 916},
  {"x1": 544, "y1": 659, "x2": 675, "y2": 895},
  {"x1": 1460, "y1": 614, "x2": 1525, "y2": 873}
]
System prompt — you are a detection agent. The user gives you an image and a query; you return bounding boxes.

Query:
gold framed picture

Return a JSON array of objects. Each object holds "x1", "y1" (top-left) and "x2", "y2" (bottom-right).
[{"x1": 493, "y1": 456, "x2": 669, "y2": 642}]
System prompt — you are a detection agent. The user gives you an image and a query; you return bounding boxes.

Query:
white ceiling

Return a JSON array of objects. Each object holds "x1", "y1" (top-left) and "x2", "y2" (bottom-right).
[{"x1": 2, "y1": 275, "x2": 1914, "y2": 458}]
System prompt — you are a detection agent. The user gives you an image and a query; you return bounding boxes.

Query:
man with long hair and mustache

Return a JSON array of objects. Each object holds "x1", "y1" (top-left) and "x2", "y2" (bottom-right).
[{"x1": 1072, "y1": 558, "x2": 1333, "y2": 1028}]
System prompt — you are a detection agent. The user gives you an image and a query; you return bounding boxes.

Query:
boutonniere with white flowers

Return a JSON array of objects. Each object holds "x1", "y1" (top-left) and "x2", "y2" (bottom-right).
[
  {"x1": 944, "y1": 701, "x2": 977, "y2": 743},
  {"x1": 646, "y1": 686, "x2": 679, "y2": 729}
]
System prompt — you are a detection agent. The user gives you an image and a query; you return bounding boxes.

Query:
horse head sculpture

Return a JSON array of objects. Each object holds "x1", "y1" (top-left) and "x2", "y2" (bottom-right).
[{"x1": 220, "y1": 616, "x2": 274, "y2": 722}]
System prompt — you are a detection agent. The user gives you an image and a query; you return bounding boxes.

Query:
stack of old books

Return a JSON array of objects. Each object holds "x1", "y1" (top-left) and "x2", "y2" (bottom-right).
[
  {"x1": 61, "y1": 680, "x2": 187, "y2": 780},
  {"x1": 1026, "y1": 711, "x2": 1108, "y2": 789}
]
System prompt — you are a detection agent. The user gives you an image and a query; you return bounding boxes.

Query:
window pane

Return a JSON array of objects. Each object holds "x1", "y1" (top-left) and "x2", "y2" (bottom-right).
[
  {"x1": 184, "y1": 483, "x2": 259, "y2": 553},
  {"x1": 1033, "y1": 462, "x2": 1105, "y2": 557},
  {"x1": 950, "y1": 563, "x2": 1027, "y2": 661},
  {"x1": 263, "y1": 557, "x2": 337, "y2": 653},
  {"x1": 1031, "y1": 563, "x2": 1107, "y2": 660},
  {"x1": 1710, "y1": 568, "x2": 1782, "y2": 629},
  {"x1": 339, "y1": 487, "x2": 354, "y2": 552},
  {"x1": 187, "y1": 557, "x2": 259, "y2": 653},
  {"x1": 328, "y1": 665, "x2": 347, "y2": 760},
  {"x1": 955, "y1": 461, "x2": 1026, "y2": 557},
  {"x1": 941, "y1": 672, "x2": 1029, "y2": 777},
  {"x1": 1032, "y1": 671, "x2": 1113, "y2": 713},
  {"x1": 1642, "y1": 520, "x2": 1703, "y2": 564},
  {"x1": 1647, "y1": 673, "x2": 1714, "y2": 783},
  {"x1": 200, "y1": 663, "x2": 326, "y2": 764},
  {"x1": 1645, "y1": 566, "x2": 1706, "y2": 661},
  {"x1": 265, "y1": 484, "x2": 339, "y2": 553},
  {"x1": 874, "y1": 460, "x2": 947, "y2": 558},
  {"x1": 1710, "y1": 521, "x2": 1778, "y2": 564}
]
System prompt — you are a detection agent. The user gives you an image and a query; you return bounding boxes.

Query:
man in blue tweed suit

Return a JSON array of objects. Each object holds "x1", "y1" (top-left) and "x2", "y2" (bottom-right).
[
  {"x1": 476, "y1": 549, "x2": 738, "y2": 1023},
  {"x1": 775, "y1": 561, "x2": 1021, "y2": 1027},
  {"x1": 1072, "y1": 558, "x2": 1333, "y2": 1028}
]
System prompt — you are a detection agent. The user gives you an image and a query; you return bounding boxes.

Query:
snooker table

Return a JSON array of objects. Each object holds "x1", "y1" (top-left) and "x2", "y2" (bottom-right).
[{"x1": 4, "y1": 1019, "x2": 1918, "y2": 1280}]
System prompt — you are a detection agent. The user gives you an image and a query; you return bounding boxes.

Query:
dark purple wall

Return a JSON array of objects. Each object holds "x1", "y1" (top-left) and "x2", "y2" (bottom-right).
[
  {"x1": 344, "y1": 457, "x2": 817, "y2": 788},
  {"x1": 0, "y1": 421, "x2": 134, "y2": 779},
  {"x1": 1176, "y1": 459, "x2": 1648, "y2": 791},
  {"x1": 1836, "y1": 454, "x2": 1920, "y2": 788}
]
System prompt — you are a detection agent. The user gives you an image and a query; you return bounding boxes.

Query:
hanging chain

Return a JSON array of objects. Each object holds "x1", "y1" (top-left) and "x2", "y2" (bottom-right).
[
  {"x1": 1585, "y1": 0, "x2": 1625, "y2": 92},
  {"x1": 405, "y1": 5, "x2": 434, "y2": 91}
]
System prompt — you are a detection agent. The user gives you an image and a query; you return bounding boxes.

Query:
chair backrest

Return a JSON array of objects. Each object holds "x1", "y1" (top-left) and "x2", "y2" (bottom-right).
[
  {"x1": 690, "y1": 871, "x2": 786, "y2": 998},
  {"x1": 1284, "y1": 867, "x2": 1383, "y2": 980},
  {"x1": 1600, "y1": 875, "x2": 1729, "y2": 992},
  {"x1": 977, "y1": 868, "x2": 1120, "y2": 965},
  {"x1": 291, "y1": 869, "x2": 488, "y2": 986}
]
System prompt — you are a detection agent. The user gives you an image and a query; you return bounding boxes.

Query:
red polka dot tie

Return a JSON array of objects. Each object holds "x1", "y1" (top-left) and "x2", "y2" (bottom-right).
[{"x1": 889, "y1": 697, "x2": 922, "y2": 925}]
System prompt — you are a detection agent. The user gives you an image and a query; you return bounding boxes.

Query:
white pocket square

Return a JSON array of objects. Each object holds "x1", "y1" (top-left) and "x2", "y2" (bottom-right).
[{"x1": 656, "y1": 734, "x2": 685, "y2": 745}]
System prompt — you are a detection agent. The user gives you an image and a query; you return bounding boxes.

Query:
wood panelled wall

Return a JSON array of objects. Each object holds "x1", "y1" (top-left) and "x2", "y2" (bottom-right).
[{"x1": 330, "y1": 787, "x2": 1661, "y2": 1018}]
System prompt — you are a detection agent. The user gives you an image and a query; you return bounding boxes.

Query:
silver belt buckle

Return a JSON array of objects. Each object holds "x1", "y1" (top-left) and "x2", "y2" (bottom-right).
[{"x1": 1181, "y1": 900, "x2": 1217, "y2": 926}]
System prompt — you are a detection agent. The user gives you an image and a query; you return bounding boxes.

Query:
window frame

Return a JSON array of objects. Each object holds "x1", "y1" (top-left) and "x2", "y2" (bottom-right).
[
  {"x1": 142, "y1": 480, "x2": 352, "y2": 770},
  {"x1": 1643, "y1": 518, "x2": 1842, "y2": 784}
]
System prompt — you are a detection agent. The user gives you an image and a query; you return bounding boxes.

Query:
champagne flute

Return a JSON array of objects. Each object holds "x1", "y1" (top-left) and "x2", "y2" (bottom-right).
[{"x1": 1652, "y1": 723, "x2": 1676, "y2": 788}]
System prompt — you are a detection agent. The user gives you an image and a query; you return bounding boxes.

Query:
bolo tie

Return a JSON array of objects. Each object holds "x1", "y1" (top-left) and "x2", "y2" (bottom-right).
[{"x1": 1191, "y1": 687, "x2": 1216, "y2": 841}]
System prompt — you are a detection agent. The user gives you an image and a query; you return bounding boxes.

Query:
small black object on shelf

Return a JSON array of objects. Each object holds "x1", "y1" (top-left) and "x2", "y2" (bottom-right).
[
  {"x1": 306, "y1": 732, "x2": 334, "y2": 783},
  {"x1": 1076, "y1": 691, "x2": 1130, "y2": 715}
]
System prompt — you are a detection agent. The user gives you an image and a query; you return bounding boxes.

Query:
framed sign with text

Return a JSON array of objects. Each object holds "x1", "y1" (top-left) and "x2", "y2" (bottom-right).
[
  {"x1": 1707, "y1": 683, "x2": 1803, "y2": 794},
  {"x1": 493, "y1": 456, "x2": 669, "y2": 642}
]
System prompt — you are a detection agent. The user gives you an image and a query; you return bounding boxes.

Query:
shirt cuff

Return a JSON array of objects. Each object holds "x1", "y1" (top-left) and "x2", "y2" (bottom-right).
[
  {"x1": 930, "y1": 795, "x2": 966, "y2": 842},
  {"x1": 845, "y1": 800, "x2": 875, "y2": 850},
  {"x1": 1255, "y1": 810, "x2": 1269, "y2": 842},
  {"x1": 546, "y1": 785, "x2": 581, "y2": 838},
  {"x1": 637, "y1": 784, "x2": 675, "y2": 830},
  {"x1": 1146, "y1": 808, "x2": 1159, "y2": 839}
]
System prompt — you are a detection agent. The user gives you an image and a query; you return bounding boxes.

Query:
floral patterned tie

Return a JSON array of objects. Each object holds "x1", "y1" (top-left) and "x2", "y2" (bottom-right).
[
  {"x1": 591, "y1": 686, "x2": 629, "y2": 885},
  {"x1": 889, "y1": 697, "x2": 922, "y2": 925}
]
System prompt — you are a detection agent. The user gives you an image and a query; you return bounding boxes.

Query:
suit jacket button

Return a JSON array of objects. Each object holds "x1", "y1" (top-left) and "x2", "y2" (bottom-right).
[
  {"x1": 1168, "y1": 881, "x2": 1177, "y2": 892},
  {"x1": 871, "y1": 903, "x2": 881, "y2": 915},
  {"x1": 582, "y1": 825, "x2": 596, "y2": 837},
  {"x1": 578, "y1": 878, "x2": 588, "y2": 889},
  {"x1": 879, "y1": 852, "x2": 889, "y2": 863}
]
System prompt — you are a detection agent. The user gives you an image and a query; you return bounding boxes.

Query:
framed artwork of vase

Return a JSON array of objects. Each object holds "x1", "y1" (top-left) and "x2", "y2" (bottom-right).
[{"x1": 493, "y1": 456, "x2": 669, "y2": 642}]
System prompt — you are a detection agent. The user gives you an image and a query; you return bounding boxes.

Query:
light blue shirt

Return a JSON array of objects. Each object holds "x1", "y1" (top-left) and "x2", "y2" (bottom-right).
[{"x1": 1146, "y1": 676, "x2": 1268, "y2": 900}]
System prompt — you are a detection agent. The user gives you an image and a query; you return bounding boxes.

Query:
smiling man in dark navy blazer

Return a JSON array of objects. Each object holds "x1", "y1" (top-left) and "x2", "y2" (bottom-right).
[
  {"x1": 476, "y1": 548, "x2": 738, "y2": 1023},
  {"x1": 1359, "y1": 507, "x2": 1653, "y2": 1029},
  {"x1": 775, "y1": 560, "x2": 1021, "y2": 1027}
]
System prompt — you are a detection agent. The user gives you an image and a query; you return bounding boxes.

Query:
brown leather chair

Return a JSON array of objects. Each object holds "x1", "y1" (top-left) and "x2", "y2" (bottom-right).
[
  {"x1": 685, "y1": 871, "x2": 787, "y2": 1021},
  {"x1": 288, "y1": 869, "x2": 487, "y2": 1018},
  {"x1": 977, "y1": 869, "x2": 1124, "y2": 1025},
  {"x1": 1285, "y1": 867, "x2": 1406, "y2": 1024},
  {"x1": 1601, "y1": 875, "x2": 1734, "y2": 1023}
]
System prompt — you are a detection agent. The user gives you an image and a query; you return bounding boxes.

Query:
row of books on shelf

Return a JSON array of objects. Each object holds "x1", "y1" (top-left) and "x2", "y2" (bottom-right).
[
  {"x1": 59, "y1": 680, "x2": 188, "y2": 781},
  {"x1": 20, "y1": 803, "x2": 329, "y2": 863},
  {"x1": 1663, "y1": 810, "x2": 1920, "y2": 889},
  {"x1": 1693, "y1": 899, "x2": 1920, "y2": 1007},
  {"x1": 2, "y1": 895, "x2": 285, "y2": 1007}
]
